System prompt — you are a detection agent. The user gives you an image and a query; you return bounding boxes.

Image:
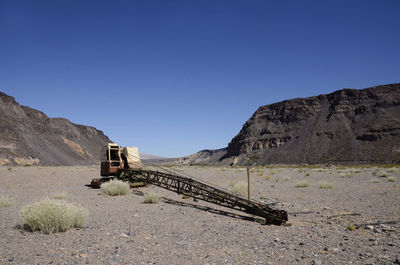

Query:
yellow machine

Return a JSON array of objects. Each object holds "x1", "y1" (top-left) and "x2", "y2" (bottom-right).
[
  {"x1": 100, "y1": 143, "x2": 141, "y2": 176},
  {"x1": 91, "y1": 143, "x2": 142, "y2": 188}
]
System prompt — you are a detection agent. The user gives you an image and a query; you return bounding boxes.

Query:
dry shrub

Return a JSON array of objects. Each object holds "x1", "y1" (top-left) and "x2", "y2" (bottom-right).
[
  {"x1": 231, "y1": 181, "x2": 248, "y2": 195},
  {"x1": 283, "y1": 176, "x2": 291, "y2": 181},
  {"x1": 52, "y1": 191, "x2": 67, "y2": 200},
  {"x1": 387, "y1": 176, "x2": 396, "y2": 182},
  {"x1": 295, "y1": 181, "x2": 309, "y2": 188},
  {"x1": 378, "y1": 172, "x2": 389, "y2": 178},
  {"x1": 347, "y1": 224, "x2": 356, "y2": 231},
  {"x1": 144, "y1": 193, "x2": 160, "y2": 204},
  {"x1": 100, "y1": 179, "x2": 130, "y2": 196},
  {"x1": 19, "y1": 199, "x2": 88, "y2": 234},
  {"x1": 0, "y1": 195, "x2": 13, "y2": 207},
  {"x1": 319, "y1": 182, "x2": 333, "y2": 189}
]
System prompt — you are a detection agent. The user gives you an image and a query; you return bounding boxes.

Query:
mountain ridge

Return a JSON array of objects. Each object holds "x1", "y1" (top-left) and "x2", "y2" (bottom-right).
[
  {"x1": 0, "y1": 91, "x2": 112, "y2": 165},
  {"x1": 165, "y1": 83, "x2": 400, "y2": 166}
]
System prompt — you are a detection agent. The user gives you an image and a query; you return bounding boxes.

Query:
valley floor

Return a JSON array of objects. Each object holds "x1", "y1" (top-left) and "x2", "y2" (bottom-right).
[{"x1": 0, "y1": 165, "x2": 399, "y2": 264}]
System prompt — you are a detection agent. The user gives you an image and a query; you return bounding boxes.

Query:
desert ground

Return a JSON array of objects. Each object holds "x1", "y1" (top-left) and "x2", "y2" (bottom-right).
[{"x1": 0, "y1": 164, "x2": 399, "y2": 265}]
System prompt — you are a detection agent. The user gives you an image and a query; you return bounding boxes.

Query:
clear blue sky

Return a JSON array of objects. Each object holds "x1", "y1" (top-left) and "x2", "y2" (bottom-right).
[{"x1": 1, "y1": 0, "x2": 399, "y2": 157}]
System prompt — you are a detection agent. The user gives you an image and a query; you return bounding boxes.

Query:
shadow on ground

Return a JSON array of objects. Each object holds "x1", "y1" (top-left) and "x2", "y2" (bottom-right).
[{"x1": 132, "y1": 190, "x2": 265, "y2": 224}]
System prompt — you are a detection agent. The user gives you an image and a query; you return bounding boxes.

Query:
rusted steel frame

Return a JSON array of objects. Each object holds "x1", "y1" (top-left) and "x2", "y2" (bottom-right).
[
  {"x1": 133, "y1": 170, "x2": 285, "y2": 220},
  {"x1": 147, "y1": 169, "x2": 270, "y2": 208},
  {"x1": 146, "y1": 170, "x2": 278, "y2": 214},
  {"x1": 127, "y1": 169, "x2": 287, "y2": 224}
]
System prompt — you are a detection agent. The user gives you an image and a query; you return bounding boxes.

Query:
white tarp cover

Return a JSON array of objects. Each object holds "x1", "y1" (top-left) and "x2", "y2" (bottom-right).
[{"x1": 123, "y1": 147, "x2": 141, "y2": 168}]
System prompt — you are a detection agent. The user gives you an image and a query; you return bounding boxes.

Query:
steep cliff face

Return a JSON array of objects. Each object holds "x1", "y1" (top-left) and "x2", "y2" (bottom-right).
[
  {"x1": 0, "y1": 92, "x2": 112, "y2": 165},
  {"x1": 222, "y1": 83, "x2": 400, "y2": 165}
]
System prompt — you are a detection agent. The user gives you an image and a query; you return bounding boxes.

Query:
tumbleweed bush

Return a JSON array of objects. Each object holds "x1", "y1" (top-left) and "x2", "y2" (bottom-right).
[
  {"x1": 100, "y1": 179, "x2": 130, "y2": 196},
  {"x1": 0, "y1": 195, "x2": 12, "y2": 207},
  {"x1": 232, "y1": 181, "x2": 248, "y2": 195},
  {"x1": 144, "y1": 193, "x2": 160, "y2": 204},
  {"x1": 319, "y1": 182, "x2": 333, "y2": 189},
  {"x1": 19, "y1": 199, "x2": 88, "y2": 234},
  {"x1": 295, "y1": 181, "x2": 309, "y2": 188},
  {"x1": 387, "y1": 176, "x2": 396, "y2": 182}
]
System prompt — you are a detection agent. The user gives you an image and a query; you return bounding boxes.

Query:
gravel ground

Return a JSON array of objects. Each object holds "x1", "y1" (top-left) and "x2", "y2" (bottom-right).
[{"x1": 1, "y1": 165, "x2": 399, "y2": 265}]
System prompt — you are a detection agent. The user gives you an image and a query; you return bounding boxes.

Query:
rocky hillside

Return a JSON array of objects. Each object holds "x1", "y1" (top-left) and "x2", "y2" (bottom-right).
[
  {"x1": 0, "y1": 92, "x2": 112, "y2": 166},
  {"x1": 221, "y1": 83, "x2": 400, "y2": 165},
  {"x1": 171, "y1": 83, "x2": 400, "y2": 166}
]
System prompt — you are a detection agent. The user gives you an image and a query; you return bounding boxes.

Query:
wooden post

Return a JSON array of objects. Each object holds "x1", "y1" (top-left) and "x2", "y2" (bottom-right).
[{"x1": 247, "y1": 167, "x2": 250, "y2": 200}]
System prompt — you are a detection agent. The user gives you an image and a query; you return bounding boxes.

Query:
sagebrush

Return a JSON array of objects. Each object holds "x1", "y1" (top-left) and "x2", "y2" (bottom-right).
[
  {"x1": 100, "y1": 179, "x2": 130, "y2": 196},
  {"x1": 319, "y1": 182, "x2": 333, "y2": 189},
  {"x1": 144, "y1": 193, "x2": 160, "y2": 204},
  {"x1": 0, "y1": 195, "x2": 12, "y2": 207},
  {"x1": 296, "y1": 181, "x2": 309, "y2": 188},
  {"x1": 231, "y1": 181, "x2": 248, "y2": 195},
  {"x1": 19, "y1": 199, "x2": 88, "y2": 234}
]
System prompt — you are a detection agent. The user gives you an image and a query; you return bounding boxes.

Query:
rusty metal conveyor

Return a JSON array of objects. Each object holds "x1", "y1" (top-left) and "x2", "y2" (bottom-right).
[{"x1": 122, "y1": 169, "x2": 288, "y2": 225}]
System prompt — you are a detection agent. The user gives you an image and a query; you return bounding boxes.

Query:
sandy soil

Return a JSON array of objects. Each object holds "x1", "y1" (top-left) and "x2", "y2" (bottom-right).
[{"x1": 1, "y1": 165, "x2": 399, "y2": 265}]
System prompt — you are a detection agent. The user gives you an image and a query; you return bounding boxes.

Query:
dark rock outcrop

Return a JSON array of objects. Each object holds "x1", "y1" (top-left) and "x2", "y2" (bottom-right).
[
  {"x1": 0, "y1": 92, "x2": 112, "y2": 165},
  {"x1": 221, "y1": 83, "x2": 400, "y2": 165}
]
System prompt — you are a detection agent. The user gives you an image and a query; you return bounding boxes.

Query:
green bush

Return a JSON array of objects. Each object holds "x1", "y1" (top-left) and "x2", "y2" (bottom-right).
[
  {"x1": 144, "y1": 193, "x2": 160, "y2": 204},
  {"x1": 100, "y1": 179, "x2": 130, "y2": 196},
  {"x1": 19, "y1": 199, "x2": 88, "y2": 234},
  {"x1": 231, "y1": 181, "x2": 248, "y2": 195}
]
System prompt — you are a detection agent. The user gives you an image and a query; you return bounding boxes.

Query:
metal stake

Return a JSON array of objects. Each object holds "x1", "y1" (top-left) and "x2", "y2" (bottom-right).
[{"x1": 247, "y1": 167, "x2": 250, "y2": 200}]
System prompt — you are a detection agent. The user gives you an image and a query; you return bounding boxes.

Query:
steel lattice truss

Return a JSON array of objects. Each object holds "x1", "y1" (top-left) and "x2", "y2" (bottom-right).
[{"x1": 123, "y1": 169, "x2": 287, "y2": 225}]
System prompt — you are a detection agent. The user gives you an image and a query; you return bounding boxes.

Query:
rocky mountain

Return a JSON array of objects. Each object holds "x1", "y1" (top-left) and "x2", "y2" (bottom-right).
[
  {"x1": 173, "y1": 83, "x2": 400, "y2": 166},
  {"x1": 0, "y1": 92, "x2": 112, "y2": 166},
  {"x1": 222, "y1": 83, "x2": 400, "y2": 165}
]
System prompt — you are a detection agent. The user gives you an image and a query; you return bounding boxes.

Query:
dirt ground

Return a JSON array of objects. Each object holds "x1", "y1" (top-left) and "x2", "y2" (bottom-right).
[{"x1": 0, "y1": 165, "x2": 399, "y2": 265}]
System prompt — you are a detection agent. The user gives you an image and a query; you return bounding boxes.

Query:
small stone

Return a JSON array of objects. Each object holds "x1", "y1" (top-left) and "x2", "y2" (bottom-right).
[
  {"x1": 120, "y1": 233, "x2": 129, "y2": 238},
  {"x1": 332, "y1": 248, "x2": 339, "y2": 253},
  {"x1": 366, "y1": 225, "x2": 374, "y2": 230},
  {"x1": 323, "y1": 247, "x2": 328, "y2": 251},
  {"x1": 312, "y1": 259, "x2": 322, "y2": 265},
  {"x1": 79, "y1": 254, "x2": 88, "y2": 259},
  {"x1": 274, "y1": 237, "x2": 280, "y2": 242}
]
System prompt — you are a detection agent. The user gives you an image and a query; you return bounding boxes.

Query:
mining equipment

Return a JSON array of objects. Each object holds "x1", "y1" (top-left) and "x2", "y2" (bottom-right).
[{"x1": 91, "y1": 143, "x2": 288, "y2": 225}]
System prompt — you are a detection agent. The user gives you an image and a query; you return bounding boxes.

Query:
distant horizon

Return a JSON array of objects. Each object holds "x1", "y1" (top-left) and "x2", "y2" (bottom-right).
[{"x1": 1, "y1": 0, "x2": 399, "y2": 157}]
